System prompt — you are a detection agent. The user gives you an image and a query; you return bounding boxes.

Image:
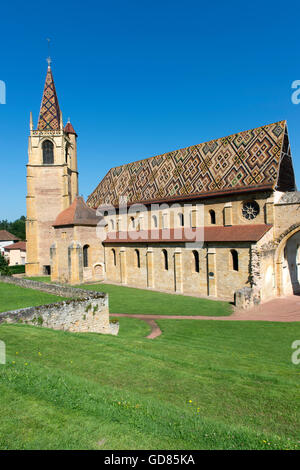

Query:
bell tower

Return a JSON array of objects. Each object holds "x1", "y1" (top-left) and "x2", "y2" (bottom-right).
[{"x1": 26, "y1": 60, "x2": 79, "y2": 276}]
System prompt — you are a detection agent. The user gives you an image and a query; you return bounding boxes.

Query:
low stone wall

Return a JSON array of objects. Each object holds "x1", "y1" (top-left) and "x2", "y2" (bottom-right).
[
  {"x1": 0, "y1": 276, "x2": 118, "y2": 335},
  {"x1": 0, "y1": 275, "x2": 100, "y2": 299}
]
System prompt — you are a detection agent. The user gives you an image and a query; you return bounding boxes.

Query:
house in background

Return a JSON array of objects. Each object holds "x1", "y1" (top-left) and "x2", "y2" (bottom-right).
[
  {"x1": 0, "y1": 230, "x2": 20, "y2": 257},
  {"x1": 4, "y1": 241, "x2": 27, "y2": 266}
]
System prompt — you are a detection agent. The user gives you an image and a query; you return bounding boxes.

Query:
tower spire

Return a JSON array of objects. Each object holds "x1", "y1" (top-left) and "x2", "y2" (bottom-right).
[{"x1": 37, "y1": 63, "x2": 61, "y2": 131}]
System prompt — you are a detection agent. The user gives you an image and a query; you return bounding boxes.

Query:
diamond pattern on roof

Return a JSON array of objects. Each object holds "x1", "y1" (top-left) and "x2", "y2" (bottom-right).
[
  {"x1": 37, "y1": 67, "x2": 61, "y2": 131},
  {"x1": 87, "y1": 121, "x2": 290, "y2": 208}
]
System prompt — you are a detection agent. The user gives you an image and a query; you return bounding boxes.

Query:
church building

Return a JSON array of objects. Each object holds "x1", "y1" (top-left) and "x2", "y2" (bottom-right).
[{"x1": 26, "y1": 63, "x2": 300, "y2": 308}]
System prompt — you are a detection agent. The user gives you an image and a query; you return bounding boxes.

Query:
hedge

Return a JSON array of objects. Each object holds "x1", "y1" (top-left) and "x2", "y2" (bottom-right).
[{"x1": 9, "y1": 265, "x2": 26, "y2": 274}]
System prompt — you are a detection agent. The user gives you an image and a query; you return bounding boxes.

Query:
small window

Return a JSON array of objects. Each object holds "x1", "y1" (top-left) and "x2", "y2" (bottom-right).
[
  {"x1": 162, "y1": 249, "x2": 168, "y2": 270},
  {"x1": 178, "y1": 213, "x2": 184, "y2": 227},
  {"x1": 193, "y1": 250, "x2": 199, "y2": 273},
  {"x1": 42, "y1": 140, "x2": 54, "y2": 164},
  {"x1": 209, "y1": 210, "x2": 216, "y2": 225},
  {"x1": 111, "y1": 248, "x2": 116, "y2": 266},
  {"x1": 230, "y1": 249, "x2": 238, "y2": 271},
  {"x1": 135, "y1": 249, "x2": 140, "y2": 268},
  {"x1": 110, "y1": 219, "x2": 115, "y2": 231},
  {"x1": 130, "y1": 216, "x2": 135, "y2": 229},
  {"x1": 83, "y1": 245, "x2": 89, "y2": 267},
  {"x1": 152, "y1": 215, "x2": 158, "y2": 228}
]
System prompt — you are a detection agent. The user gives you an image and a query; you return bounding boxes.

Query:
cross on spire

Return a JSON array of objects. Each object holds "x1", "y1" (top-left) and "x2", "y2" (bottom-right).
[{"x1": 46, "y1": 38, "x2": 51, "y2": 68}]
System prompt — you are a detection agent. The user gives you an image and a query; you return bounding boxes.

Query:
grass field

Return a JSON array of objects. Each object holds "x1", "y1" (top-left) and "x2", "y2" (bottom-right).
[
  {"x1": 25, "y1": 277, "x2": 232, "y2": 316},
  {"x1": 0, "y1": 282, "x2": 66, "y2": 313},
  {"x1": 0, "y1": 319, "x2": 299, "y2": 450},
  {"x1": 81, "y1": 283, "x2": 232, "y2": 316}
]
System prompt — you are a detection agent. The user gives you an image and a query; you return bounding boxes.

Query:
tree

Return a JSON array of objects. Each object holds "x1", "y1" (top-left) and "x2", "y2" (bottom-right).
[{"x1": 0, "y1": 253, "x2": 11, "y2": 276}]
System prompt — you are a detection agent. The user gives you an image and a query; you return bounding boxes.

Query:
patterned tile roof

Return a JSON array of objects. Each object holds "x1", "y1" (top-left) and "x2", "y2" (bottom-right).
[
  {"x1": 37, "y1": 66, "x2": 61, "y2": 131},
  {"x1": 87, "y1": 121, "x2": 295, "y2": 208},
  {"x1": 103, "y1": 225, "x2": 272, "y2": 244}
]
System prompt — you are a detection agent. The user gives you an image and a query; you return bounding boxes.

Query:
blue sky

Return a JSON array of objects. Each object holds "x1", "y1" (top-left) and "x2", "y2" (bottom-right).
[{"x1": 0, "y1": 0, "x2": 300, "y2": 220}]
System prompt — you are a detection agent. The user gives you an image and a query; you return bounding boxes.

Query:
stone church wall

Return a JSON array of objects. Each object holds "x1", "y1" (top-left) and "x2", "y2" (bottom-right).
[{"x1": 104, "y1": 243, "x2": 252, "y2": 302}]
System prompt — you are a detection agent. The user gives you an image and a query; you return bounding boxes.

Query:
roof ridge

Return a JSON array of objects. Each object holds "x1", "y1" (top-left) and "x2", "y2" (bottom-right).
[{"x1": 106, "y1": 120, "x2": 287, "y2": 171}]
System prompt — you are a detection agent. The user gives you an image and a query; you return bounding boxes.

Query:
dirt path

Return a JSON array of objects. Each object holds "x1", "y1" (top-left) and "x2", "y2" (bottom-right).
[{"x1": 110, "y1": 294, "x2": 300, "y2": 339}]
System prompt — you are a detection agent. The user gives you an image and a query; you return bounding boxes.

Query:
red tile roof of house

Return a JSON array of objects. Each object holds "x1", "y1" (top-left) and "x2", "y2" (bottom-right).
[
  {"x1": 103, "y1": 224, "x2": 272, "y2": 244},
  {"x1": 0, "y1": 230, "x2": 20, "y2": 242},
  {"x1": 53, "y1": 196, "x2": 101, "y2": 227},
  {"x1": 4, "y1": 241, "x2": 26, "y2": 251}
]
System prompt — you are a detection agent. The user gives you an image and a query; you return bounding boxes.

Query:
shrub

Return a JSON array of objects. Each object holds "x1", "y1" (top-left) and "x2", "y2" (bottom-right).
[
  {"x1": 0, "y1": 254, "x2": 11, "y2": 276},
  {"x1": 9, "y1": 265, "x2": 25, "y2": 274}
]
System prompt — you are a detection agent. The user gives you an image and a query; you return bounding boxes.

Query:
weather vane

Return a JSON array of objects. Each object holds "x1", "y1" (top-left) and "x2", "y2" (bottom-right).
[{"x1": 46, "y1": 38, "x2": 51, "y2": 67}]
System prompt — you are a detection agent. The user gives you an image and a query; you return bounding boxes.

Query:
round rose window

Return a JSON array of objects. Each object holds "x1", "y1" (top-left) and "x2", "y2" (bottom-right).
[{"x1": 242, "y1": 201, "x2": 260, "y2": 220}]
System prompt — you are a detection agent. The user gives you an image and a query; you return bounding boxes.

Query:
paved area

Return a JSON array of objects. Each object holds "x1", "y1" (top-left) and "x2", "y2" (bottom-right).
[{"x1": 111, "y1": 295, "x2": 300, "y2": 339}]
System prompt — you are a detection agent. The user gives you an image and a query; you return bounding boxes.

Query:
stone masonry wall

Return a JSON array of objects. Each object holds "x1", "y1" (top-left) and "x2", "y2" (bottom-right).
[{"x1": 0, "y1": 276, "x2": 118, "y2": 335}]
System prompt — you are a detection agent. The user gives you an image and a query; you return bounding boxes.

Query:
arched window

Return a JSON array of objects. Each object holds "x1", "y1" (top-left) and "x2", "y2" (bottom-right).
[
  {"x1": 42, "y1": 140, "x2": 54, "y2": 164},
  {"x1": 231, "y1": 249, "x2": 239, "y2": 271},
  {"x1": 178, "y1": 213, "x2": 184, "y2": 227},
  {"x1": 83, "y1": 245, "x2": 89, "y2": 268},
  {"x1": 152, "y1": 215, "x2": 158, "y2": 228},
  {"x1": 135, "y1": 249, "x2": 140, "y2": 268},
  {"x1": 162, "y1": 249, "x2": 168, "y2": 270},
  {"x1": 130, "y1": 216, "x2": 135, "y2": 229},
  {"x1": 193, "y1": 250, "x2": 199, "y2": 273},
  {"x1": 111, "y1": 248, "x2": 116, "y2": 266},
  {"x1": 209, "y1": 210, "x2": 216, "y2": 225}
]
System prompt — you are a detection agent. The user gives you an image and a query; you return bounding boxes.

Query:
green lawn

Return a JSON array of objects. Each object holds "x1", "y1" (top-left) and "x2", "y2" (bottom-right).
[
  {"x1": 0, "y1": 320, "x2": 299, "y2": 449},
  {"x1": 0, "y1": 282, "x2": 66, "y2": 313},
  {"x1": 81, "y1": 283, "x2": 232, "y2": 316},
  {"x1": 24, "y1": 276, "x2": 53, "y2": 283},
  {"x1": 25, "y1": 277, "x2": 232, "y2": 316}
]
